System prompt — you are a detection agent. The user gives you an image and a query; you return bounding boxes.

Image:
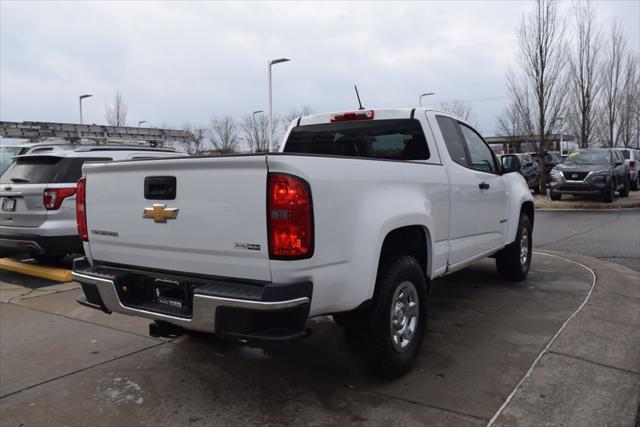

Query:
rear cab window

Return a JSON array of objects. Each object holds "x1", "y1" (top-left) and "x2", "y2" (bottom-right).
[{"x1": 284, "y1": 119, "x2": 430, "y2": 161}]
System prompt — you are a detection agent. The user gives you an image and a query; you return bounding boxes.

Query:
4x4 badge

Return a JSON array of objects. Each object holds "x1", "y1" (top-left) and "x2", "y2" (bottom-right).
[{"x1": 143, "y1": 204, "x2": 179, "y2": 223}]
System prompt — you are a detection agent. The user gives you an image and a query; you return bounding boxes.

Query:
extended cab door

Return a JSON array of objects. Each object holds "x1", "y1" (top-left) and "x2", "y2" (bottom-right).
[
  {"x1": 457, "y1": 124, "x2": 508, "y2": 254},
  {"x1": 434, "y1": 116, "x2": 479, "y2": 265}
]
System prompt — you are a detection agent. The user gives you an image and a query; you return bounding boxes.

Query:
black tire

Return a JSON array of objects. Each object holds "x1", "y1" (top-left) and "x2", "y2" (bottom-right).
[
  {"x1": 550, "y1": 191, "x2": 561, "y2": 201},
  {"x1": 631, "y1": 176, "x2": 639, "y2": 191},
  {"x1": 31, "y1": 253, "x2": 66, "y2": 265},
  {"x1": 603, "y1": 180, "x2": 615, "y2": 203},
  {"x1": 495, "y1": 214, "x2": 532, "y2": 282},
  {"x1": 619, "y1": 177, "x2": 630, "y2": 197},
  {"x1": 358, "y1": 255, "x2": 428, "y2": 379}
]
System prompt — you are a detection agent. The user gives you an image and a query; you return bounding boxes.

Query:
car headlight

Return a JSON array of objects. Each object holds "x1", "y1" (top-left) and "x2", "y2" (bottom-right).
[
  {"x1": 550, "y1": 169, "x2": 565, "y2": 182},
  {"x1": 585, "y1": 170, "x2": 609, "y2": 183}
]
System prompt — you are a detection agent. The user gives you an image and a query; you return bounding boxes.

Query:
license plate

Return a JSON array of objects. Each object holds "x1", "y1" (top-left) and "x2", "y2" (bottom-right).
[{"x1": 1, "y1": 198, "x2": 16, "y2": 212}]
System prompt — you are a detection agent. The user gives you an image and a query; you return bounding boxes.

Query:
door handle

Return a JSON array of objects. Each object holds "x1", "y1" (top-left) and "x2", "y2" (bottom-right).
[{"x1": 479, "y1": 182, "x2": 490, "y2": 190}]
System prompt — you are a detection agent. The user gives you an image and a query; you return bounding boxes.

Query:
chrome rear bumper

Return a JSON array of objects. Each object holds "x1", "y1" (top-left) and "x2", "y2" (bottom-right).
[{"x1": 72, "y1": 265, "x2": 311, "y2": 335}]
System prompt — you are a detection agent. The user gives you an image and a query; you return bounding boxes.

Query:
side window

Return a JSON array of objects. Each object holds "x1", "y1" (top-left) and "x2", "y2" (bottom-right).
[
  {"x1": 436, "y1": 116, "x2": 468, "y2": 167},
  {"x1": 459, "y1": 124, "x2": 496, "y2": 173},
  {"x1": 62, "y1": 157, "x2": 112, "y2": 183}
]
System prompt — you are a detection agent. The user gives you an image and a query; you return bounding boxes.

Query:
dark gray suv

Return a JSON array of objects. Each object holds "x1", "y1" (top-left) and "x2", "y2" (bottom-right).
[{"x1": 549, "y1": 148, "x2": 630, "y2": 202}]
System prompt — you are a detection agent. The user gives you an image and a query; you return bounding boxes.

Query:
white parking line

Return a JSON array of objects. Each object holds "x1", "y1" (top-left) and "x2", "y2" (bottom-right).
[{"x1": 486, "y1": 251, "x2": 597, "y2": 427}]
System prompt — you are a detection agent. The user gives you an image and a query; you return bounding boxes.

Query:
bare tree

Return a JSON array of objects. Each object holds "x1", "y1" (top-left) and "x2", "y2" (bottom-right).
[
  {"x1": 496, "y1": 101, "x2": 527, "y2": 153},
  {"x1": 619, "y1": 54, "x2": 639, "y2": 148},
  {"x1": 240, "y1": 112, "x2": 279, "y2": 153},
  {"x1": 568, "y1": 0, "x2": 601, "y2": 148},
  {"x1": 600, "y1": 21, "x2": 627, "y2": 147},
  {"x1": 506, "y1": 0, "x2": 568, "y2": 195},
  {"x1": 438, "y1": 101, "x2": 476, "y2": 124},
  {"x1": 180, "y1": 122, "x2": 205, "y2": 155},
  {"x1": 104, "y1": 91, "x2": 128, "y2": 126},
  {"x1": 206, "y1": 116, "x2": 239, "y2": 154},
  {"x1": 281, "y1": 106, "x2": 314, "y2": 133}
]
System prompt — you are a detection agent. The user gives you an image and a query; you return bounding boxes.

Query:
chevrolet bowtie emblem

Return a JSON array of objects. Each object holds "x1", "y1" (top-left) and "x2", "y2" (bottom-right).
[{"x1": 143, "y1": 204, "x2": 179, "y2": 223}]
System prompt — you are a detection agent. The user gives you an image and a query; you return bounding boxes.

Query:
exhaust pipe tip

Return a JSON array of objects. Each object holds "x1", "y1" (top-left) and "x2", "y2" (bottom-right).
[{"x1": 149, "y1": 322, "x2": 160, "y2": 337}]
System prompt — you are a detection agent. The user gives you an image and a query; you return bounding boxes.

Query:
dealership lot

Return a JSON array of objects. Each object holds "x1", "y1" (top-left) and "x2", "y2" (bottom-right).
[{"x1": 1, "y1": 244, "x2": 639, "y2": 426}]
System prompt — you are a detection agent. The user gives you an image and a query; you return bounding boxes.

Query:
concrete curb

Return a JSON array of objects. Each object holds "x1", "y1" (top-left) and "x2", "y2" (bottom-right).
[
  {"x1": 491, "y1": 250, "x2": 640, "y2": 427},
  {"x1": 535, "y1": 206, "x2": 640, "y2": 212}
]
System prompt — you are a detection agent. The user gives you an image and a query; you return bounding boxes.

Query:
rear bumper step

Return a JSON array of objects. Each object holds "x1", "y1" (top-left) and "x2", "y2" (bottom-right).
[{"x1": 72, "y1": 258, "x2": 311, "y2": 340}]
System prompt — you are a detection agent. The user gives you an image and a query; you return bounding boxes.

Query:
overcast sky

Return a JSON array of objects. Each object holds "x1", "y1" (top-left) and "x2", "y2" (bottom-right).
[{"x1": 1, "y1": 0, "x2": 638, "y2": 140}]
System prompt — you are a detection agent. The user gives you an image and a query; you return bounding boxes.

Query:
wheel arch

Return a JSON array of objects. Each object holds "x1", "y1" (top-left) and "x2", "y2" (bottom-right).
[
  {"x1": 375, "y1": 225, "x2": 433, "y2": 285},
  {"x1": 521, "y1": 200, "x2": 534, "y2": 227}
]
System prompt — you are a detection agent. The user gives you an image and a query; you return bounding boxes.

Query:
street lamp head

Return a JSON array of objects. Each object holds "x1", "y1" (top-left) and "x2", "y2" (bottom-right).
[
  {"x1": 269, "y1": 58, "x2": 290, "y2": 66},
  {"x1": 253, "y1": 110, "x2": 264, "y2": 115},
  {"x1": 79, "y1": 94, "x2": 93, "y2": 100},
  {"x1": 420, "y1": 92, "x2": 435, "y2": 97}
]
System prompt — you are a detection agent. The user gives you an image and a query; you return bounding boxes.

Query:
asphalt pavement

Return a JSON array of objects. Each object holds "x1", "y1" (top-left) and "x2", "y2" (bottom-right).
[
  {"x1": 0, "y1": 209, "x2": 639, "y2": 426},
  {"x1": 534, "y1": 210, "x2": 640, "y2": 271}
]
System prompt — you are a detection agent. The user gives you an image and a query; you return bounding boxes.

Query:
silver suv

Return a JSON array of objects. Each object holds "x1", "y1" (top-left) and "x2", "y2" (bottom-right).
[{"x1": 0, "y1": 145, "x2": 184, "y2": 263}]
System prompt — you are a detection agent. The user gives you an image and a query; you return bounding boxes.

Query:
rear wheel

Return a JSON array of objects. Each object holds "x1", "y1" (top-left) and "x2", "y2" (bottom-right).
[
  {"x1": 630, "y1": 176, "x2": 639, "y2": 191},
  {"x1": 550, "y1": 191, "x2": 561, "y2": 201},
  {"x1": 345, "y1": 255, "x2": 428, "y2": 379},
  {"x1": 496, "y1": 214, "x2": 532, "y2": 282}
]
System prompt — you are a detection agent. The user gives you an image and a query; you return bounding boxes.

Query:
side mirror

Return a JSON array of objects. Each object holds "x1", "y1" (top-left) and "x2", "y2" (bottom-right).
[
  {"x1": 501, "y1": 155, "x2": 521, "y2": 173},
  {"x1": 615, "y1": 161, "x2": 623, "y2": 166}
]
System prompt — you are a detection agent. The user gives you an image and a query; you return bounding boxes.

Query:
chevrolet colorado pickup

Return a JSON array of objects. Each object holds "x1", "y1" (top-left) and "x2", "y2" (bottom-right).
[{"x1": 73, "y1": 108, "x2": 534, "y2": 378}]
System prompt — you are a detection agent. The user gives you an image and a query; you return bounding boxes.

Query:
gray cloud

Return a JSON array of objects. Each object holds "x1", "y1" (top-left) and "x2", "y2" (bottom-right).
[{"x1": 1, "y1": 0, "x2": 638, "y2": 137}]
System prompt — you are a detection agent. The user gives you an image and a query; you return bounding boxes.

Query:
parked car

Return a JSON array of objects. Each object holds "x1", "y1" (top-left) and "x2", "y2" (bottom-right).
[
  {"x1": 72, "y1": 108, "x2": 534, "y2": 378},
  {"x1": 530, "y1": 151, "x2": 561, "y2": 182},
  {"x1": 0, "y1": 145, "x2": 184, "y2": 263},
  {"x1": 500, "y1": 153, "x2": 540, "y2": 193},
  {"x1": 549, "y1": 148, "x2": 630, "y2": 202},
  {"x1": 617, "y1": 148, "x2": 640, "y2": 191}
]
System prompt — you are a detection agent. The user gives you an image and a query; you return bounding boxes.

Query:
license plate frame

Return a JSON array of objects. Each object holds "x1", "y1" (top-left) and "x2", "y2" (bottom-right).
[
  {"x1": 1, "y1": 198, "x2": 16, "y2": 212},
  {"x1": 154, "y1": 278, "x2": 187, "y2": 310}
]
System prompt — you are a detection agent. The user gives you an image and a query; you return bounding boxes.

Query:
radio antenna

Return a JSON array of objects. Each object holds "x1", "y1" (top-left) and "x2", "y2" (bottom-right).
[{"x1": 354, "y1": 85, "x2": 365, "y2": 110}]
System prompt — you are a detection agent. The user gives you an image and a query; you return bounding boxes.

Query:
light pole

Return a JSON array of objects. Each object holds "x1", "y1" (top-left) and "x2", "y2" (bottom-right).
[
  {"x1": 418, "y1": 92, "x2": 435, "y2": 107},
  {"x1": 252, "y1": 110, "x2": 263, "y2": 151},
  {"x1": 268, "y1": 58, "x2": 290, "y2": 152},
  {"x1": 79, "y1": 94, "x2": 93, "y2": 124},
  {"x1": 138, "y1": 120, "x2": 147, "y2": 128}
]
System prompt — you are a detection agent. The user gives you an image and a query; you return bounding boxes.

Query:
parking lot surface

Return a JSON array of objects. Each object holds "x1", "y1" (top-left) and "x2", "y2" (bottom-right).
[
  {"x1": 2, "y1": 249, "x2": 638, "y2": 426},
  {"x1": 535, "y1": 210, "x2": 640, "y2": 271}
]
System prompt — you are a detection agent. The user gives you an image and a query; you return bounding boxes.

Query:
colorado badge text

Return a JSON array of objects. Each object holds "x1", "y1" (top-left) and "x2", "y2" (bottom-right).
[{"x1": 143, "y1": 204, "x2": 179, "y2": 223}]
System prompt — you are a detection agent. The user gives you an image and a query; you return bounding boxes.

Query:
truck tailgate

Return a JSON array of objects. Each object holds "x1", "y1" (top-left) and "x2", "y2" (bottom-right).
[{"x1": 84, "y1": 156, "x2": 271, "y2": 282}]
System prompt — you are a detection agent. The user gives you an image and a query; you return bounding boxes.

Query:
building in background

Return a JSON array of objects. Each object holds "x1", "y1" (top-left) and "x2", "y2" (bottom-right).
[{"x1": 486, "y1": 134, "x2": 578, "y2": 155}]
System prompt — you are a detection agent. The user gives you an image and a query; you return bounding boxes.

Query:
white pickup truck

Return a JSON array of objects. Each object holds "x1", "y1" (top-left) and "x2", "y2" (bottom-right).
[{"x1": 73, "y1": 108, "x2": 534, "y2": 378}]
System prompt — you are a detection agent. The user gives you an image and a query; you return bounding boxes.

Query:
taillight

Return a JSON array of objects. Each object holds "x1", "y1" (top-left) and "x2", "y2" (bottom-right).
[
  {"x1": 43, "y1": 187, "x2": 76, "y2": 210},
  {"x1": 268, "y1": 173, "x2": 313, "y2": 259},
  {"x1": 630, "y1": 160, "x2": 636, "y2": 168},
  {"x1": 330, "y1": 110, "x2": 375, "y2": 122},
  {"x1": 76, "y1": 177, "x2": 88, "y2": 241}
]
